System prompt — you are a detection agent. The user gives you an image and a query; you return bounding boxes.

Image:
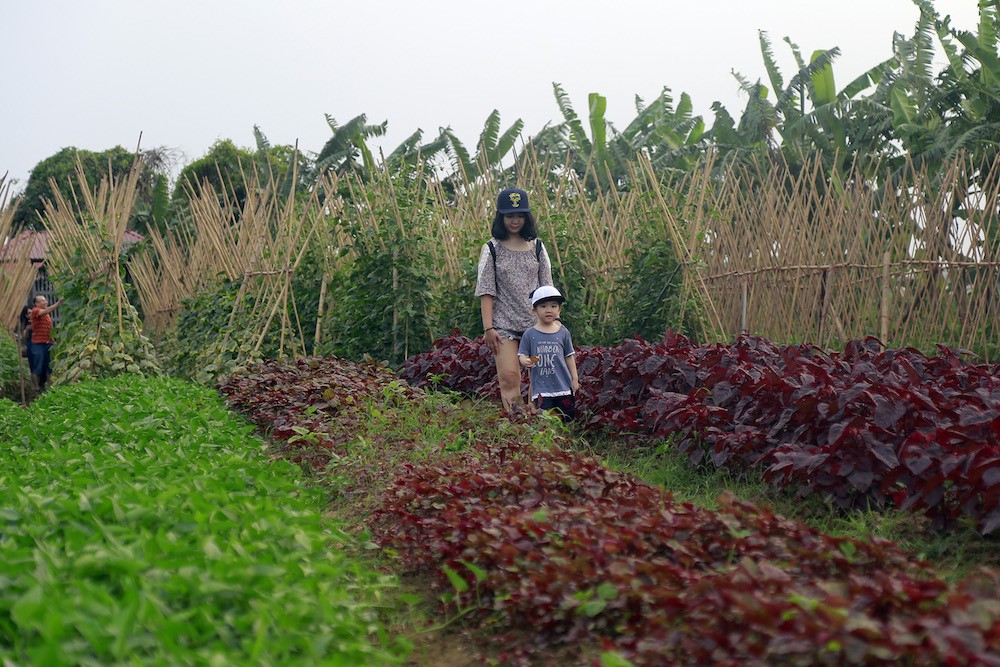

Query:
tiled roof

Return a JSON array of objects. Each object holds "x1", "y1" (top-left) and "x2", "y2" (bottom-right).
[{"x1": 1, "y1": 229, "x2": 144, "y2": 261}]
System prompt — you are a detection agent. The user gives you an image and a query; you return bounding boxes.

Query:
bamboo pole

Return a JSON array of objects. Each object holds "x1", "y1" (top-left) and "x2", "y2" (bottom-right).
[
  {"x1": 314, "y1": 272, "x2": 328, "y2": 348},
  {"x1": 740, "y1": 278, "x2": 748, "y2": 334},
  {"x1": 880, "y1": 251, "x2": 891, "y2": 346}
]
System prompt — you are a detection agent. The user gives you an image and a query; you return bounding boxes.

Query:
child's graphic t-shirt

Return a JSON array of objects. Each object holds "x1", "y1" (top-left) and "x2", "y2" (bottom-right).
[{"x1": 518, "y1": 325, "x2": 575, "y2": 401}]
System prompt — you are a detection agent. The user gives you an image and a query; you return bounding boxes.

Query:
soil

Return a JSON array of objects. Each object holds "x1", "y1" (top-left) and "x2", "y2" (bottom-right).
[{"x1": 405, "y1": 627, "x2": 483, "y2": 667}]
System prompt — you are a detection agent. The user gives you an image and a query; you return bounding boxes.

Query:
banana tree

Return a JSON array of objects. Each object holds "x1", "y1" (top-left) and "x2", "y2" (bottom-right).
[
  {"x1": 904, "y1": 0, "x2": 1000, "y2": 171},
  {"x1": 707, "y1": 80, "x2": 779, "y2": 169},
  {"x1": 744, "y1": 33, "x2": 898, "y2": 177},
  {"x1": 315, "y1": 113, "x2": 387, "y2": 178},
  {"x1": 251, "y1": 126, "x2": 313, "y2": 200},
  {"x1": 710, "y1": 29, "x2": 901, "y2": 189},
  {"x1": 531, "y1": 83, "x2": 706, "y2": 190},
  {"x1": 905, "y1": 0, "x2": 1000, "y2": 268},
  {"x1": 617, "y1": 87, "x2": 706, "y2": 173},
  {"x1": 524, "y1": 83, "x2": 616, "y2": 190},
  {"x1": 439, "y1": 109, "x2": 525, "y2": 185},
  {"x1": 384, "y1": 128, "x2": 450, "y2": 173}
]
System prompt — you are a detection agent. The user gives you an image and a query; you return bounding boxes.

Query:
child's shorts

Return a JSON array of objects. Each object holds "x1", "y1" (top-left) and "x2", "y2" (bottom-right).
[{"x1": 534, "y1": 393, "x2": 576, "y2": 422}]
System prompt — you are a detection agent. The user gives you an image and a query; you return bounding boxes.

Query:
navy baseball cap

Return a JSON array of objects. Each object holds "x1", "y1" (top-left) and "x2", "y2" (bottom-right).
[{"x1": 497, "y1": 188, "x2": 530, "y2": 214}]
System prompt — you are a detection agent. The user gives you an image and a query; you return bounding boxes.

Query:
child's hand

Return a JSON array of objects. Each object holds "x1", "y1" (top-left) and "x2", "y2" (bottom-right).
[{"x1": 519, "y1": 355, "x2": 538, "y2": 368}]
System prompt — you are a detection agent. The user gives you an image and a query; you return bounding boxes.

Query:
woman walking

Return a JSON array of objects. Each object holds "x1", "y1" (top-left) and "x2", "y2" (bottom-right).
[{"x1": 475, "y1": 188, "x2": 553, "y2": 415}]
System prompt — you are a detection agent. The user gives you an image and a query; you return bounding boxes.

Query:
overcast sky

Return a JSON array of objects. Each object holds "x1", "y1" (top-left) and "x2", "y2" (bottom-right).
[{"x1": 1, "y1": 0, "x2": 983, "y2": 192}]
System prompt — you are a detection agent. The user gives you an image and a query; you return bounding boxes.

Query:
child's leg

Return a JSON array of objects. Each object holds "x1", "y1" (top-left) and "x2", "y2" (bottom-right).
[
  {"x1": 536, "y1": 395, "x2": 576, "y2": 423},
  {"x1": 556, "y1": 394, "x2": 576, "y2": 422}
]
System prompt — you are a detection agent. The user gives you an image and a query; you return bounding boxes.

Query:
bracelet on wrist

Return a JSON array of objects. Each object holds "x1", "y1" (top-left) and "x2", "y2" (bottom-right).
[{"x1": 485, "y1": 327, "x2": 495, "y2": 332}]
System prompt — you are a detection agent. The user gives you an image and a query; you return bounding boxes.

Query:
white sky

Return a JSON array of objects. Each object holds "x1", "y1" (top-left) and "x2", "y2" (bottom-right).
[{"x1": 1, "y1": 0, "x2": 983, "y2": 192}]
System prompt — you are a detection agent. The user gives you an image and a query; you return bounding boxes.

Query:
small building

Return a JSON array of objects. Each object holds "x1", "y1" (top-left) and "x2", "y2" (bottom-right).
[{"x1": 3, "y1": 229, "x2": 144, "y2": 325}]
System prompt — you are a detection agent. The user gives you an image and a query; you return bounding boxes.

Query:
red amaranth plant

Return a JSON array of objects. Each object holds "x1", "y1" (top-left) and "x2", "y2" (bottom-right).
[
  {"x1": 370, "y1": 437, "x2": 1000, "y2": 665},
  {"x1": 400, "y1": 332, "x2": 1000, "y2": 533}
]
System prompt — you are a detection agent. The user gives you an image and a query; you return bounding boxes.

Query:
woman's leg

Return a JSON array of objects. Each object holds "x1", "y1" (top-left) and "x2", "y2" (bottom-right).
[{"x1": 494, "y1": 338, "x2": 525, "y2": 414}]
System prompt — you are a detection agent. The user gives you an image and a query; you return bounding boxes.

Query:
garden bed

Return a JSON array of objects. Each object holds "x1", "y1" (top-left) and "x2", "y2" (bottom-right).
[
  {"x1": 221, "y1": 355, "x2": 1000, "y2": 666},
  {"x1": 402, "y1": 332, "x2": 1000, "y2": 533},
  {"x1": 0, "y1": 375, "x2": 407, "y2": 665}
]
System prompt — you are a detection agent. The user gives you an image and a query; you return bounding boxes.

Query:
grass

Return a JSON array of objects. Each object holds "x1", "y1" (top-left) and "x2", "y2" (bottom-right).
[
  {"x1": 306, "y1": 383, "x2": 569, "y2": 520},
  {"x1": 280, "y1": 386, "x2": 576, "y2": 666}
]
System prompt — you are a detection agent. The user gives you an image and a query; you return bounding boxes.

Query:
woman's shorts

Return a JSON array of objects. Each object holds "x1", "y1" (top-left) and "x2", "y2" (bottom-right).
[{"x1": 495, "y1": 328, "x2": 524, "y2": 341}]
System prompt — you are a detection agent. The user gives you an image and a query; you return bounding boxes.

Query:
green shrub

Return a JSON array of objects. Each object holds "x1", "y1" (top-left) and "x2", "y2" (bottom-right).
[
  {"x1": 49, "y1": 266, "x2": 161, "y2": 387},
  {"x1": 0, "y1": 334, "x2": 26, "y2": 399},
  {"x1": 0, "y1": 334, "x2": 19, "y2": 385},
  {"x1": 159, "y1": 230, "x2": 328, "y2": 384},
  {"x1": 432, "y1": 262, "x2": 484, "y2": 343},
  {"x1": 324, "y1": 244, "x2": 433, "y2": 366},
  {"x1": 159, "y1": 280, "x2": 264, "y2": 383},
  {"x1": 321, "y1": 170, "x2": 435, "y2": 366},
  {"x1": 610, "y1": 238, "x2": 706, "y2": 343}
]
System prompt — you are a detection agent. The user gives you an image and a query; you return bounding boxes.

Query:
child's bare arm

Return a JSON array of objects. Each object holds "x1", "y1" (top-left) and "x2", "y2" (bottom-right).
[{"x1": 567, "y1": 355, "x2": 580, "y2": 392}]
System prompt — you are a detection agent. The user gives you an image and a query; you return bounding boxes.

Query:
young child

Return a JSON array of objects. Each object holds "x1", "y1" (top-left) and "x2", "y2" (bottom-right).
[{"x1": 518, "y1": 285, "x2": 580, "y2": 421}]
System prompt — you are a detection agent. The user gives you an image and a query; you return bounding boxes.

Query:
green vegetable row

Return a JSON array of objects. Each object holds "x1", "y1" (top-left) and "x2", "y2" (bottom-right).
[{"x1": 0, "y1": 375, "x2": 408, "y2": 666}]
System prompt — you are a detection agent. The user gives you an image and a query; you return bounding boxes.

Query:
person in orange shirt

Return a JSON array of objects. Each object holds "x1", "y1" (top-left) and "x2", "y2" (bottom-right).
[{"x1": 29, "y1": 294, "x2": 62, "y2": 391}]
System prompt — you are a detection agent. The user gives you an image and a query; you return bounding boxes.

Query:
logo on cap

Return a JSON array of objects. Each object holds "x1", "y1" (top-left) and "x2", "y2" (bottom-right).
[{"x1": 497, "y1": 188, "x2": 530, "y2": 214}]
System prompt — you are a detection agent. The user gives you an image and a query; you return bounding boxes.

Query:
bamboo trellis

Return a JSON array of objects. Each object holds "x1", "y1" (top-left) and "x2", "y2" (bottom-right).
[
  {"x1": 659, "y1": 152, "x2": 1000, "y2": 360},
  {"x1": 94, "y1": 146, "x2": 1000, "y2": 368},
  {"x1": 0, "y1": 175, "x2": 39, "y2": 333},
  {"x1": 422, "y1": 151, "x2": 645, "y2": 326},
  {"x1": 40, "y1": 157, "x2": 144, "y2": 339},
  {"x1": 129, "y1": 158, "x2": 338, "y2": 358}
]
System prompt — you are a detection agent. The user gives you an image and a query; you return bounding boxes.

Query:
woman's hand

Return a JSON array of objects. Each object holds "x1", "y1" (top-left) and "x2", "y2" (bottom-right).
[{"x1": 485, "y1": 328, "x2": 501, "y2": 355}]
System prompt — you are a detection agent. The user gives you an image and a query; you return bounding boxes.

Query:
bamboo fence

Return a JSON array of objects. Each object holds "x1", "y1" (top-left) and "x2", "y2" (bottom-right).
[
  {"x1": 657, "y1": 152, "x2": 1000, "y2": 359},
  {"x1": 65, "y1": 147, "x2": 1000, "y2": 365}
]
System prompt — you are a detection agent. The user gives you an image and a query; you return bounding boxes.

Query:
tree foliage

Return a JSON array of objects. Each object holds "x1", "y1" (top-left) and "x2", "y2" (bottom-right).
[
  {"x1": 12, "y1": 146, "x2": 167, "y2": 231},
  {"x1": 171, "y1": 139, "x2": 260, "y2": 214}
]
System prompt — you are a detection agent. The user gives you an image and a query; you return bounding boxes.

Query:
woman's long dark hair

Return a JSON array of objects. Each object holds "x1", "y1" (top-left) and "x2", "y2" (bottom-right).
[{"x1": 491, "y1": 211, "x2": 538, "y2": 240}]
